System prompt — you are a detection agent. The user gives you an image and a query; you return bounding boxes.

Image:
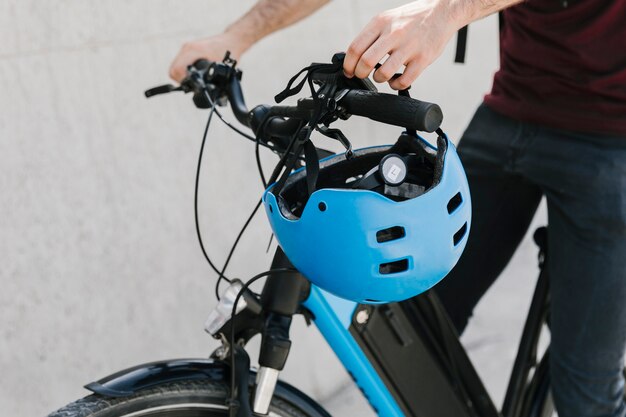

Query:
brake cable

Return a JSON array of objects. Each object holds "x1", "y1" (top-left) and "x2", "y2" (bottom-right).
[
  {"x1": 197, "y1": 89, "x2": 272, "y2": 300},
  {"x1": 194, "y1": 105, "x2": 229, "y2": 280}
]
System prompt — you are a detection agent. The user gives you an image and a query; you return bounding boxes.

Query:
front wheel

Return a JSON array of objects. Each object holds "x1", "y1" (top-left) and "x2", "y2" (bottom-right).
[{"x1": 48, "y1": 379, "x2": 327, "y2": 417}]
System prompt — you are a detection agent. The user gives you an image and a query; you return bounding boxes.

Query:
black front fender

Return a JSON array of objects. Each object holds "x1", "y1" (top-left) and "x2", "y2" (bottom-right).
[
  {"x1": 85, "y1": 358, "x2": 225, "y2": 398},
  {"x1": 85, "y1": 358, "x2": 331, "y2": 417}
]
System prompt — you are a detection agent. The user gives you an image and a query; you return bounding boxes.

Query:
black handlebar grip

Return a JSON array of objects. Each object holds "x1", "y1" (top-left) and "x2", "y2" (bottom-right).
[{"x1": 341, "y1": 90, "x2": 443, "y2": 133}]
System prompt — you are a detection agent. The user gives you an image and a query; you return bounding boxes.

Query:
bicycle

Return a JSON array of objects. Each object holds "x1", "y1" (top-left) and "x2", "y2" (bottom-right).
[{"x1": 48, "y1": 53, "x2": 626, "y2": 417}]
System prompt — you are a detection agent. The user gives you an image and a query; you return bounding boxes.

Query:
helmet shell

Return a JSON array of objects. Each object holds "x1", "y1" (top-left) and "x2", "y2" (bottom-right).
[{"x1": 263, "y1": 137, "x2": 471, "y2": 304}]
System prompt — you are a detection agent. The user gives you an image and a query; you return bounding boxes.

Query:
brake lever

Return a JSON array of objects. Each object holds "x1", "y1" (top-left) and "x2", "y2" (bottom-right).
[
  {"x1": 144, "y1": 84, "x2": 184, "y2": 98},
  {"x1": 145, "y1": 53, "x2": 234, "y2": 106},
  {"x1": 145, "y1": 81, "x2": 226, "y2": 109}
]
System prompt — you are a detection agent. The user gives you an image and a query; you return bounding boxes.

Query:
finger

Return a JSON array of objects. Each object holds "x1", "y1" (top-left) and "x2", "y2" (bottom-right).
[
  {"x1": 388, "y1": 59, "x2": 425, "y2": 90},
  {"x1": 372, "y1": 51, "x2": 406, "y2": 83},
  {"x1": 344, "y1": 25, "x2": 381, "y2": 78},
  {"x1": 169, "y1": 61, "x2": 186, "y2": 83},
  {"x1": 354, "y1": 36, "x2": 393, "y2": 79},
  {"x1": 169, "y1": 51, "x2": 189, "y2": 82}
]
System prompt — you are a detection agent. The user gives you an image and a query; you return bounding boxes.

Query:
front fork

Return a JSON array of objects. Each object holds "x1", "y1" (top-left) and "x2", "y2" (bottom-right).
[
  {"x1": 254, "y1": 248, "x2": 310, "y2": 414},
  {"x1": 205, "y1": 247, "x2": 310, "y2": 416},
  {"x1": 253, "y1": 313, "x2": 292, "y2": 413}
]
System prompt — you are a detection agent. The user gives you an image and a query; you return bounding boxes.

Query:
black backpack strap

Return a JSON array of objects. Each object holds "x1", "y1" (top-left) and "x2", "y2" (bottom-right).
[
  {"x1": 454, "y1": 25, "x2": 468, "y2": 64},
  {"x1": 455, "y1": 10, "x2": 506, "y2": 64}
]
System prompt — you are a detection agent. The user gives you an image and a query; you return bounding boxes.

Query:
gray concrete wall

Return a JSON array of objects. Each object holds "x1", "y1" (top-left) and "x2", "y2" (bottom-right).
[{"x1": 0, "y1": 1, "x2": 546, "y2": 416}]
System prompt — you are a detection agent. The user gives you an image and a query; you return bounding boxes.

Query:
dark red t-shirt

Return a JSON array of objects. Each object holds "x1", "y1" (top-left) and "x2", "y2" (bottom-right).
[{"x1": 483, "y1": 0, "x2": 626, "y2": 136}]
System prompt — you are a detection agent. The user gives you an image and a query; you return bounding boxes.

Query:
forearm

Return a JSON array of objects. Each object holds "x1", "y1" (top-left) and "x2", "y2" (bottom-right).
[
  {"x1": 169, "y1": 0, "x2": 329, "y2": 80},
  {"x1": 449, "y1": 0, "x2": 522, "y2": 28},
  {"x1": 224, "y1": 0, "x2": 330, "y2": 51}
]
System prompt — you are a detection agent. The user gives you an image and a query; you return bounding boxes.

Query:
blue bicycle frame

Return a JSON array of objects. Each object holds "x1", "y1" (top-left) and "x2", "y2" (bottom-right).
[{"x1": 303, "y1": 286, "x2": 404, "y2": 417}]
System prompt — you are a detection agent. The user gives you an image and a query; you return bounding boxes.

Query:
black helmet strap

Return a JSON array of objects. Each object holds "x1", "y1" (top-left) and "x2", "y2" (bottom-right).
[
  {"x1": 351, "y1": 129, "x2": 447, "y2": 192},
  {"x1": 271, "y1": 60, "x2": 345, "y2": 197}
]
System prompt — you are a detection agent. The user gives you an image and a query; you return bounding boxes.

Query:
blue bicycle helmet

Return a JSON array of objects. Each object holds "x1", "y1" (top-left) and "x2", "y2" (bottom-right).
[{"x1": 263, "y1": 132, "x2": 471, "y2": 304}]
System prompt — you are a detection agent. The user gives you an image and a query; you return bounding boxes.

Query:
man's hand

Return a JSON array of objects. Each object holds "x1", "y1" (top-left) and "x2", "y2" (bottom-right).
[
  {"x1": 169, "y1": 33, "x2": 251, "y2": 82},
  {"x1": 168, "y1": 0, "x2": 329, "y2": 82},
  {"x1": 343, "y1": 0, "x2": 521, "y2": 90},
  {"x1": 343, "y1": 0, "x2": 461, "y2": 90}
]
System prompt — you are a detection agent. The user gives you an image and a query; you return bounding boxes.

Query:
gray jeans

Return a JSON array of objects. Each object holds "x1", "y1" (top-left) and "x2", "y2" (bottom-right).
[{"x1": 436, "y1": 104, "x2": 626, "y2": 416}]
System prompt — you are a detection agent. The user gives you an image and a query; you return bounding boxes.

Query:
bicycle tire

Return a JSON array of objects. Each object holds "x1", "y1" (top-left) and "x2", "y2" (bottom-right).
[{"x1": 47, "y1": 379, "x2": 327, "y2": 417}]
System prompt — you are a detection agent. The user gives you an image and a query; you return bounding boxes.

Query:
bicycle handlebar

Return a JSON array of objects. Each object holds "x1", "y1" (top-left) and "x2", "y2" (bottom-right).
[
  {"x1": 340, "y1": 90, "x2": 442, "y2": 133},
  {"x1": 146, "y1": 56, "x2": 444, "y2": 146},
  {"x1": 225, "y1": 75, "x2": 251, "y2": 128}
]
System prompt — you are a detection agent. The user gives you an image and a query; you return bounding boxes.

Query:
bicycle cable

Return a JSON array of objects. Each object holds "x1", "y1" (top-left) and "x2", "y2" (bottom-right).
[
  {"x1": 214, "y1": 198, "x2": 263, "y2": 300},
  {"x1": 255, "y1": 133, "x2": 267, "y2": 188},
  {"x1": 194, "y1": 105, "x2": 229, "y2": 279},
  {"x1": 213, "y1": 110, "x2": 271, "y2": 300},
  {"x1": 199, "y1": 88, "x2": 276, "y2": 300}
]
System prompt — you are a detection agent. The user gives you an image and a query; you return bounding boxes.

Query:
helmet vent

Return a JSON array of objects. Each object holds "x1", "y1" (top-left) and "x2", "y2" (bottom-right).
[
  {"x1": 379, "y1": 258, "x2": 409, "y2": 274},
  {"x1": 376, "y1": 226, "x2": 406, "y2": 243},
  {"x1": 447, "y1": 192, "x2": 463, "y2": 214},
  {"x1": 453, "y1": 222, "x2": 468, "y2": 246}
]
